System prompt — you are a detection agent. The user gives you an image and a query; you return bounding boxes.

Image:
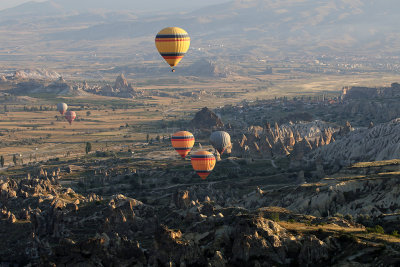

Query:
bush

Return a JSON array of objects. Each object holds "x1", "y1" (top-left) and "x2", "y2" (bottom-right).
[
  {"x1": 391, "y1": 230, "x2": 400, "y2": 238},
  {"x1": 367, "y1": 225, "x2": 385, "y2": 234},
  {"x1": 288, "y1": 219, "x2": 295, "y2": 223},
  {"x1": 269, "y1": 213, "x2": 280, "y2": 222},
  {"x1": 344, "y1": 214, "x2": 353, "y2": 222}
]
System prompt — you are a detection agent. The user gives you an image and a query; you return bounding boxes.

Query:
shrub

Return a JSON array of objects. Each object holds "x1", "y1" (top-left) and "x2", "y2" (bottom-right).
[
  {"x1": 366, "y1": 225, "x2": 385, "y2": 234},
  {"x1": 391, "y1": 230, "x2": 400, "y2": 238},
  {"x1": 269, "y1": 213, "x2": 280, "y2": 222},
  {"x1": 344, "y1": 214, "x2": 353, "y2": 222}
]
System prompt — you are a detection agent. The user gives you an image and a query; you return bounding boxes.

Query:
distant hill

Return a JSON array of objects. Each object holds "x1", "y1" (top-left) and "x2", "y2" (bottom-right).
[
  {"x1": 34, "y1": 0, "x2": 400, "y2": 54},
  {"x1": 0, "y1": 0, "x2": 229, "y2": 17},
  {"x1": 0, "y1": 0, "x2": 399, "y2": 67}
]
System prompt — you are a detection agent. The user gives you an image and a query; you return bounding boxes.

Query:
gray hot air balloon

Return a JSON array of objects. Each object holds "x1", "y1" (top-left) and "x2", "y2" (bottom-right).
[
  {"x1": 57, "y1": 103, "x2": 68, "y2": 115},
  {"x1": 210, "y1": 131, "x2": 231, "y2": 155}
]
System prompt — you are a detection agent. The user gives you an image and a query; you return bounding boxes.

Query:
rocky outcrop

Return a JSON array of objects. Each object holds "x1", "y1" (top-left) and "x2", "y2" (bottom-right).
[
  {"x1": 310, "y1": 118, "x2": 400, "y2": 167},
  {"x1": 90, "y1": 74, "x2": 140, "y2": 98},
  {"x1": 231, "y1": 120, "x2": 335, "y2": 160},
  {"x1": 342, "y1": 83, "x2": 400, "y2": 100},
  {"x1": 182, "y1": 59, "x2": 234, "y2": 77},
  {"x1": 13, "y1": 69, "x2": 61, "y2": 80},
  {"x1": 10, "y1": 77, "x2": 88, "y2": 96},
  {"x1": 191, "y1": 107, "x2": 224, "y2": 129}
]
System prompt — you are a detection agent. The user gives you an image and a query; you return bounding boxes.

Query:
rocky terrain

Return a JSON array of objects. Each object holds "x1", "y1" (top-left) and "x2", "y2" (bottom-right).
[
  {"x1": 230, "y1": 121, "x2": 337, "y2": 161},
  {"x1": 9, "y1": 76, "x2": 90, "y2": 96},
  {"x1": 190, "y1": 107, "x2": 224, "y2": 130},
  {"x1": 309, "y1": 118, "x2": 400, "y2": 167},
  {"x1": 2, "y1": 166, "x2": 400, "y2": 266},
  {"x1": 86, "y1": 74, "x2": 143, "y2": 99},
  {"x1": 342, "y1": 83, "x2": 400, "y2": 100}
]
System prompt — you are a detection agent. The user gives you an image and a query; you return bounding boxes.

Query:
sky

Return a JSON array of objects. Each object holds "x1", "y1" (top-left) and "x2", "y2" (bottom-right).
[
  {"x1": 0, "y1": 0, "x2": 229, "y2": 11},
  {"x1": 0, "y1": 0, "x2": 45, "y2": 10}
]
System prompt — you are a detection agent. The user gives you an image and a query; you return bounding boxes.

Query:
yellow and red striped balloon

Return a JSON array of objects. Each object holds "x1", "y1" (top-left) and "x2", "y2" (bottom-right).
[
  {"x1": 191, "y1": 151, "x2": 216, "y2": 180},
  {"x1": 155, "y1": 27, "x2": 190, "y2": 70},
  {"x1": 171, "y1": 131, "x2": 195, "y2": 159}
]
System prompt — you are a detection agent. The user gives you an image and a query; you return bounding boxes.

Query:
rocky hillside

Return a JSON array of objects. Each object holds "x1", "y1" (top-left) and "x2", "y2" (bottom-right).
[
  {"x1": 231, "y1": 121, "x2": 336, "y2": 161},
  {"x1": 240, "y1": 159, "x2": 400, "y2": 231},
  {"x1": 2, "y1": 169, "x2": 399, "y2": 266},
  {"x1": 85, "y1": 74, "x2": 142, "y2": 98},
  {"x1": 342, "y1": 83, "x2": 400, "y2": 100},
  {"x1": 182, "y1": 59, "x2": 235, "y2": 78},
  {"x1": 309, "y1": 119, "x2": 400, "y2": 166},
  {"x1": 10, "y1": 77, "x2": 90, "y2": 96},
  {"x1": 190, "y1": 107, "x2": 224, "y2": 130}
]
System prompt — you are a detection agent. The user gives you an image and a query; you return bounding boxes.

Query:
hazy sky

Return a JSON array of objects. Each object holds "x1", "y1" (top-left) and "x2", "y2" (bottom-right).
[
  {"x1": 0, "y1": 0, "x2": 229, "y2": 11},
  {"x1": 0, "y1": 0, "x2": 44, "y2": 10}
]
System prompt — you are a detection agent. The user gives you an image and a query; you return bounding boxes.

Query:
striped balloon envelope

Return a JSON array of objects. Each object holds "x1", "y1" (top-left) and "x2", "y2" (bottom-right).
[
  {"x1": 155, "y1": 27, "x2": 190, "y2": 71},
  {"x1": 171, "y1": 131, "x2": 195, "y2": 159},
  {"x1": 191, "y1": 151, "x2": 216, "y2": 180}
]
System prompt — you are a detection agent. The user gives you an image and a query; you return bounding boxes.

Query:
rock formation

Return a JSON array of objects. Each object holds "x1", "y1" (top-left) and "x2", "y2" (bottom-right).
[
  {"x1": 191, "y1": 107, "x2": 224, "y2": 129},
  {"x1": 309, "y1": 118, "x2": 400, "y2": 167},
  {"x1": 231, "y1": 120, "x2": 335, "y2": 160}
]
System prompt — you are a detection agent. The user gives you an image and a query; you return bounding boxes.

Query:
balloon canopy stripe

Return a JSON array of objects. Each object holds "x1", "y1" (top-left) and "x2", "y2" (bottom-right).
[
  {"x1": 196, "y1": 170, "x2": 212, "y2": 173},
  {"x1": 191, "y1": 158, "x2": 216, "y2": 161},
  {"x1": 156, "y1": 34, "x2": 189, "y2": 38},
  {"x1": 160, "y1": 53, "x2": 186, "y2": 56},
  {"x1": 171, "y1": 136, "x2": 194, "y2": 140},
  {"x1": 191, "y1": 155, "x2": 216, "y2": 159},
  {"x1": 155, "y1": 39, "x2": 190, "y2": 42}
]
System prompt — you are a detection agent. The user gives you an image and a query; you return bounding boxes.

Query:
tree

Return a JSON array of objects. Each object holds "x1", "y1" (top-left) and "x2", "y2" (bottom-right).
[
  {"x1": 85, "y1": 142, "x2": 92, "y2": 154},
  {"x1": 86, "y1": 111, "x2": 91, "y2": 116},
  {"x1": 0, "y1": 156, "x2": 4, "y2": 167},
  {"x1": 146, "y1": 134, "x2": 150, "y2": 143},
  {"x1": 12, "y1": 154, "x2": 17, "y2": 166}
]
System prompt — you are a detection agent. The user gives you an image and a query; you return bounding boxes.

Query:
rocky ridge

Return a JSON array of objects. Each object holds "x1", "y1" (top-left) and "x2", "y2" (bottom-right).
[
  {"x1": 309, "y1": 118, "x2": 400, "y2": 167},
  {"x1": 231, "y1": 121, "x2": 336, "y2": 160}
]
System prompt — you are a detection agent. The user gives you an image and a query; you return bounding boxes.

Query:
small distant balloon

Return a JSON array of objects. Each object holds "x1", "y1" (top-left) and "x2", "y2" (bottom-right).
[
  {"x1": 65, "y1": 111, "x2": 76, "y2": 125},
  {"x1": 57, "y1": 103, "x2": 68, "y2": 115},
  {"x1": 171, "y1": 131, "x2": 195, "y2": 158},
  {"x1": 155, "y1": 27, "x2": 190, "y2": 72},
  {"x1": 191, "y1": 151, "x2": 216, "y2": 180}
]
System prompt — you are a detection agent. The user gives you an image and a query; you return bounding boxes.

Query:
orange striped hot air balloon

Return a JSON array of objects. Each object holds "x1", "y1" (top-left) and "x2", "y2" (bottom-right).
[
  {"x1": 171, "y1": 131, "x2": 195, "y2": 158},
  {"x1": 155, "y1": 27, "x2": 190, "y2": 72},
  {"x1": 65, "y1": 111, "x2": 76, "y2": 125},
  {"x1": 191, "y1": 151, "x2": 216, "y2": 180}
]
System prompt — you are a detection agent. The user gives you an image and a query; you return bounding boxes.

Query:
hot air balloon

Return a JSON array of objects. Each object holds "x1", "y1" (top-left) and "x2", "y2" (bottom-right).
[
  {"x1": 191, "y1": 151, "x2": 216, "y2": 180},
  {"x1": 155, "y1": 27, "x2": 190, "y2": 72},
  {"x1": 65, "y1": 111, "x2": 76, "y2": 125},
  {"x1": 57, "y1": 103, "x2": 68, "y2": 115},
  {"x1": 171, "y1": 131, "x2": 195, "y2": 158},
  {"x1": 210, "y1": 131, "x2": 232, "y2": 155}
]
